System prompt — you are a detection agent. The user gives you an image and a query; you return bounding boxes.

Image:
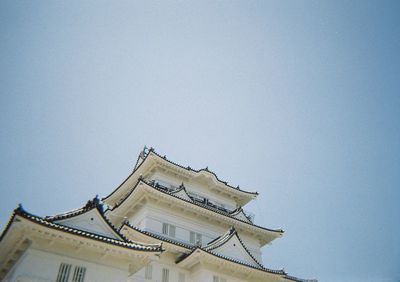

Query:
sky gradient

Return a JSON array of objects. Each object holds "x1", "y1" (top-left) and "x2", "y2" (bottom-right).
[{"x1": 1, "y1": 1, "x2": 399, "y2": 282}]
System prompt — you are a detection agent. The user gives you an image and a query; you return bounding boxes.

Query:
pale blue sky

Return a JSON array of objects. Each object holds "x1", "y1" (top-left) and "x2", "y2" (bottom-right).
[{"x1": 0, "y1": 1, "x2": 399, "y2": 282}]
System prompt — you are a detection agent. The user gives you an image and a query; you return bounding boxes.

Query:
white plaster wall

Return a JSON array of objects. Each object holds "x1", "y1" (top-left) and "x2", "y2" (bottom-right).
[
  {"x1": 238, "y1": 233, "x2": 262, "y2": 263},
  {"x1": 130, "y1": 256, "x2": 249, "y2": 282},
  {"x1": 130, "y1": 256, "x2": 190, "y2": 282},
  {"x1": 128, "y1": 204, "x2": 224, "y2": 246},
  {"x1": 55, "y1": 209, "x2": 120, "y2": 240},
  {"x1": 4, "y1": 248, "x2": 128, "y2": 282},
  {"x1": 189, "y1": 267, "x2": 248, "y2": 282},
  {"x1": 128, "y1": 204, "x2": 263, "y2": 263},
  {"x1": 210, "y1": 235, "x2": 260, "y2": 267}
]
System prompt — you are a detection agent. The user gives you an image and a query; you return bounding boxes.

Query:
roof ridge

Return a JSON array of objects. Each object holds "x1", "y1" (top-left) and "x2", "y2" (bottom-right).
[
  {"x1": 203, "y1": 227, "x2": 236, "y2": 250},
  {"x1": 147, "y1": 148, "x2": 258, "y2": 195},
  {"x1": 45, "y1": 196, "x2": 103, "y2": 221},
  {"x1": 5, "y1": 206, "x2": 163, "y2": 252},
  {"x1": 109, "y1": 179, "x2": 284, "y2": 234},
  {"x1": 176, "y1": 247, "x2": 285, "y2": 275},
  {"x1": 121, "y1": 223, "x2": 194, "y2": 249},
  {"x1": 44, "y1": 196, "x2": 132, "y2": 242},
  {"x1": 204, "y1": 226, "x2": 264, "y2": 268},
  {"x1": 284, "y1": 274, "x2": 319, "y2": 282},
  {"x1": 121, "y1": 224, "x2": 316, "y2": 281}
]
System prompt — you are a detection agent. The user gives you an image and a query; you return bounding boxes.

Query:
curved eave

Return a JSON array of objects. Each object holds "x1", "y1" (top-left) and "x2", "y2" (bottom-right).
[
  {"x1": 229, "y1": 207, "x2": 253, "y2": 223},
  {"x1": 45, "y1": 199, "x2": 126, "y2": 242},
  {"x1": 120, "y1": 224, "x2": 192, "y2": 253},
  {"x1": 102, "y1": 152, "x2": 154, "y2": 207},
  {"x1": 203, "y1": 227, "x2": 263, "y2": 268},
  {"x1": 169, "y1": 185, "x2": 193, "y2": 202},
  {"x1": 284, "y1": 275, "x2": 318, "y2": 282},
  {"x1": 106, "y1": 180, "x2": 283, "y2": 245},
  {"x1": 0, "y1": 207, "x2": 163, "y2": 253},
  {"x1": 102, "y1": 150, "x2": 258, "y2": 208},
  {"x1": 176, "y1": 248, "x2": 285, "y2": 278},
  {"x1": 149, "y1": 151, "x2": 258, "y2": 199}
]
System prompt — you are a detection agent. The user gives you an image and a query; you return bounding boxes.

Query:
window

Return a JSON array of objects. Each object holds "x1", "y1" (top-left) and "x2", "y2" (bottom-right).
[
  {"x1": 162, "y1": 223, "x2": 176, "y2": 238},
  {"x1": 162, "y1": 268, "x2": 169, "y2": 282},
  {"x1": 144, "y1": 264, "x2": 152, "y2": 280},
  {"x1": 56, "y1": 263, "x2": 72, "y2": 282},
  {"x1": 72, "y1": 266, "x2": 86, "y2": 282},
  {"x1": 190, "y1": 231, "x2": 202, "y2": 245},
  {"x1": 162, "y1": 223, "x2": 168, "y2": 235},
  {"x1": 178, "y1": 272, "x2": 185, "y2": 282},
  {"x1": 56, "y1": 263, "x2": 86, "y2": 282}
]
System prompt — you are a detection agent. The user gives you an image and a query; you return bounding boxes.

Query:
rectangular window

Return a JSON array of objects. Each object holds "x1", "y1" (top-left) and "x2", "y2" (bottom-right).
[
  {"x1": 144, "y1": 264, "x2": 152, "y2": 280},
  {"x1": 162, "y1": 223, "x2": 169, "y2": 235},
  {"x1": 178, "y1": 272, "x2": 185, "y2": 282},
  {"x1": 56, "y1": 263, "x2": 72, "y2": 282},
  {"x1": 72, "y1": 266, "x2": 86, "y2": 282},
  {"x1": 196, "y1": 233, "x2": 202, "y2": 245},
  {"x1": 190, "y1": 231, "x2": 202, "y2": 245},
  {"x1": 162, "y1": 268, "x2": 169, "y2": 282},
  {"x1": 162, "y1": 223, "x2": 176, "y2": 238}
]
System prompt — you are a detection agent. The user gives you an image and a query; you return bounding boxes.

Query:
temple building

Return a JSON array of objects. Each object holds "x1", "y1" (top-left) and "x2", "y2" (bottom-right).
[{"x1": 0, "y1": 147, "x2": 317, "y2": 282}]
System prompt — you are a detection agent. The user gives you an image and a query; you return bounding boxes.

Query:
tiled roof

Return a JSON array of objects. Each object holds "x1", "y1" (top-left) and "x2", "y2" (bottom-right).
[
  {"x1": 176, "y1": 246, "x2": 285, "y2": 275},
  {"x1": 147, "y1": 148, "x2": 258, "y2": 195},
  {"x1": 124, "y1": 224, "x2": 284, "y2": 275},
  {"x1": 110, "y1": 179, "x2": 283, "y2": 234},
  {"x1": 103, "y1": 147, "x2": 258, "y2": 203},
  {"x1": 44, "y1": 196, "x2": 103, "y2": 221},
  {"x1": 203, "y1": 226, "x2": 264, "y2": 268},
  {"x1": 284, "y1": 275, "x2": 318, "y2": 282},
  {"x1": 121, "y1": 223, "x2": 193, "y2": 250},
  {"x1": 0, "y1": 205, "x2": 163, "y2": 253},
  {"x1": 45, "y1": 196, "x2": 127, "y2": 242},
  {"x1": 121, "y1": 223, "x2": 316, "y2": 281}
]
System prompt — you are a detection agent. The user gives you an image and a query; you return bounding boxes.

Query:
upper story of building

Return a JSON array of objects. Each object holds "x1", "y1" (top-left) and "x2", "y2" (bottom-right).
[
  {"x1": 103, "y1": 148, "x2": 284, "y2": 257},
  {"x1": 104, "y1": 147, "x2": 259, "y2": 211}
]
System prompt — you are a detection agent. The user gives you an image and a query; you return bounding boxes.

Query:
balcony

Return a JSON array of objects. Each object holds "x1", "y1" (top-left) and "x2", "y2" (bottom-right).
[{"x1": 150, "y1": 181, "x2": 254, "y2": 223}]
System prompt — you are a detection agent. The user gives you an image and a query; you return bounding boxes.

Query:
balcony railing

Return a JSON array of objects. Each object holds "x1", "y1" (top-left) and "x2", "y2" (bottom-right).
[{"x1": 150, "y1": 181, "x2": 254, "y2": 223}]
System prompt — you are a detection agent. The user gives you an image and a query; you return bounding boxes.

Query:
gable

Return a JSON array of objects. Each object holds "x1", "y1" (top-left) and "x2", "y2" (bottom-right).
[
  {"x1": 171, "y1": 189, "x2": 193, "y2": 202},
  {"x1": 231, "y1": 209, "x2": 252, "y2": 223},
  {"x1": 207, "y1": 234, "x2": 260, "y2": 268},
  {"x1": 54, "y1": 209, "x2": 122, "y2": 240}
]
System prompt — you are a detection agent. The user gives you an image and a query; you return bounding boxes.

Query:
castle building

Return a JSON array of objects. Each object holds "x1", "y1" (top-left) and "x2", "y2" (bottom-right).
[{"x1": 0, "y1": 147, "x2": 316, "y2": 282}]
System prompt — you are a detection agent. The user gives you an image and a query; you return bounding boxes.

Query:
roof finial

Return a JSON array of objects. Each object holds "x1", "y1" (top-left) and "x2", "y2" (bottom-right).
[{"x1": 140, "y1": 146, "x2": 148, "y2": 158}]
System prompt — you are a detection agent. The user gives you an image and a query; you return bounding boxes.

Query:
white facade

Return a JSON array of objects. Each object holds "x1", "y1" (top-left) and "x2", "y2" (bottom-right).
[{"x1": 0, "y1": 148, "x2": 316, "y2": 282}]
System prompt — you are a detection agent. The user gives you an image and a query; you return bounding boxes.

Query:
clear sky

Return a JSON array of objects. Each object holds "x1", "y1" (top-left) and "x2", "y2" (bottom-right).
[{"x1": 0, "y1": 1, "x2": 399, "y2": 281}]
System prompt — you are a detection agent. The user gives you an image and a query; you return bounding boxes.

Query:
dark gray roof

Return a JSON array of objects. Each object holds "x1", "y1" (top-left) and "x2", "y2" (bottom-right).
[{"x1": 0, "y1": 205, "x2": 163, "y2": 253}]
